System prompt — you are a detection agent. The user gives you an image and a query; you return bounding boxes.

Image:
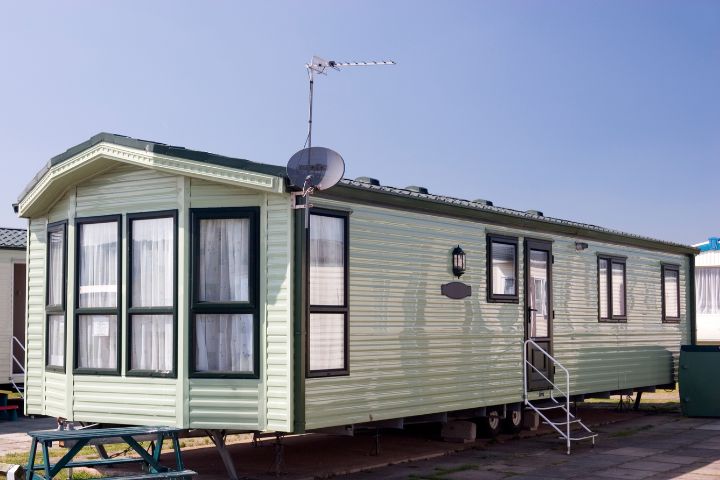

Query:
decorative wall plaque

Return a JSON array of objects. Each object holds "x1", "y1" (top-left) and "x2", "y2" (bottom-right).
[{"x1": 441, "y1": 282, "x2": 472, "y2": 300}]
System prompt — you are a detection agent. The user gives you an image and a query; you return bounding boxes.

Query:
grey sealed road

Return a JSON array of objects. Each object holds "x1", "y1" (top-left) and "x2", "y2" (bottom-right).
[
  {"x1": 339, "y1": 414, "x2": 720, "y2": 480},
  {"x1": 0, "y1": 416, "x2": 56, "y2": 456}
]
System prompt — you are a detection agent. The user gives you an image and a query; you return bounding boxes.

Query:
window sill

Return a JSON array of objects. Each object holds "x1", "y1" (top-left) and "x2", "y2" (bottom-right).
[
  {"x1": 45, "y1": 365, "x2": 66, "y2": 374},
  {"x1": 73, "y1": 368, "x2": 121, "y2": 376},
  {"x1": 126, "y1": 370, "x2": 177, "y2": 379},
  {"x1": 307, "y1": 369, "x2": 350, "y2": 378},
  {"x1": 189, "y1": 372, "x2": 259, "y2": 380},
  {"x1": 487, "y1": 296, "x2": 519, "y2": 304}
]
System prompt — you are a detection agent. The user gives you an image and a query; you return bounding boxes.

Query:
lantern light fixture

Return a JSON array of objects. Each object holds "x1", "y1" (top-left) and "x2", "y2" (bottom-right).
[{"x1": 452, "y1": 245, "x2": 466, "y2": 278}]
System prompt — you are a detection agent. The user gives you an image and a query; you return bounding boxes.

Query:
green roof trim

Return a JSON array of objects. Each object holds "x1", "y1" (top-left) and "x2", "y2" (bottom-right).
[{"x1": 20, "y1": 132, "x2": 698, "y2": 256}]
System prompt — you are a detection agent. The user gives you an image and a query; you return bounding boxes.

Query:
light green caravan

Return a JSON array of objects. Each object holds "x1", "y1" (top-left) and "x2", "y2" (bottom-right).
[{"x1": 17, "y1": 133, "x2": 696, "y2": 449}]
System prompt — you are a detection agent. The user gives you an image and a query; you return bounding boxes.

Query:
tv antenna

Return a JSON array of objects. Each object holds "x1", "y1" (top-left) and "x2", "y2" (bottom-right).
[{"x1": 288, "y1": 55, "x2": 396, "y2": 228}]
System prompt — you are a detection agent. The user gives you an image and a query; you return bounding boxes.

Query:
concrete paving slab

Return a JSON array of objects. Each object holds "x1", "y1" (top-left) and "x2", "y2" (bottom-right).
[
  {"x1": 0, "y1": 416, "x2": 56, "y2": 456},
  {"x1": 619, "y1": 459, "x2": 685, "y2": 472},
  {"x1": 593, "y1": 467, "x2": 658, "y2": 479},
  {"x1": 696, "y1": 421, "x2": 720, "y2": 431},
  {"x1": 445, "y1": 470, "x2": 506, "y2": 480},
  {"x1": 645, "y1": 454, "x2": 703, "y2": 465},
  {"x1": 599, "y1": 446, "x2": 665, "y2": 457}
]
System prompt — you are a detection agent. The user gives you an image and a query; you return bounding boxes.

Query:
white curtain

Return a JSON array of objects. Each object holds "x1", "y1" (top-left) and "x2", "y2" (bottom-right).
[
  {"x1": 599, "y1": 259, "x2": 609, "y2": 318},
  {"x1": 611, "y1": 263, "x2": 626, "y2": 316},
  {"x1": 47, "y1": 315, "x2": 64, "y2": 367},
  {"x1": 78, "y1": 222, "x2": 118, "y2": 308},
  {"x1": 132, "y1": 315, "x2": 173, "y2": 371},
  {"x1": 664, "y1": 269, "x2": 679, "y2": 317},
  {"x1": 48, "y1": 228, "x2": 64, "y2": 306},
  {"x1": 195, "y1": 314, "x2": 253, "y2": 372},
  {"x1": 697, "y1": 267, "x2": 720, "y2": 315},
  {"x1": 132, "y1": 217, "x2": 173, "y2": 307},
  {"x1": 78, "y1": 314, "x2": 117, "y2": 369},
  {"x1": 199, "y1": 219, "x2": 249, "y2": 302},
  {"x1": 309, "y1": 215, "x2": 344, "y2": 306},
  {"x1": 529, "y1": 250, "x2": 548, "y2": 337},
  {"x1": 309, "y1": 313, "x2": 345, "y2": 371},
  {"x1": 491, "y1": 242, "x2": 515, "y2": 295}
]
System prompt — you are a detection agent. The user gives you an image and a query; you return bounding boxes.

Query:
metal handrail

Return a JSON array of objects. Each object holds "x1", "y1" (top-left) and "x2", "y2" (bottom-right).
[
  {"x1": 10, "y1": 336, "x2": 25, "y2": 399},
  {"x1": 523, "y1": 338, "x2": 570, "y2": 454}
]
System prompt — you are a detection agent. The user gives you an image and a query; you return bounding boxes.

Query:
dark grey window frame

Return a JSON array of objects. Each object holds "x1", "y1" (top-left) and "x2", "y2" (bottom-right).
[
  {"x1": 307, "y1": 208, "x2": 350, "y2": 378},
  {"x1": 487, "y1": 233, "x2": 519, "y2": 303},
  {"x1": 45, "y1": 220, "x2": 67, "y2": 373},
  {"x1": 661, "y1": 263, "x2": 681, "y2": 323},
  {"x1": 597, "y1": 254, "x2": 627, "y2": 323},
  {"x1": 73, "y1": 215, "x2": 123, "y2": 376},
  {"x1": 189, "y1": 207, "x2": 260, "y2": 379},
  {"x1": 126, "y1": 210, "x2": 178, "y2": 378}
]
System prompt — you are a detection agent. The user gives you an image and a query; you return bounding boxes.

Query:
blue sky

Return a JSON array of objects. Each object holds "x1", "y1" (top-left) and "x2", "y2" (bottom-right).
[{"x1": 0, "y1": 1, "x2": 717, "y2": 244}]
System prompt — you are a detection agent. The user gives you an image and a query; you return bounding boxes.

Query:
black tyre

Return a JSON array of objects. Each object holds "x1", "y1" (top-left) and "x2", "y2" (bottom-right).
[
  {"x1": 479, "y1": 410, "x2": 502, "y2": 437},
  {"x1": 503, "y1": 408, "x2": 523, "y2": 434}
]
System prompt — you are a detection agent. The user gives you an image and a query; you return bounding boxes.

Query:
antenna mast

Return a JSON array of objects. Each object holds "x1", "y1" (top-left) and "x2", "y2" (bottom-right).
[{"x1": 305, "y1": 56, "x2": 396, "y2": 152}]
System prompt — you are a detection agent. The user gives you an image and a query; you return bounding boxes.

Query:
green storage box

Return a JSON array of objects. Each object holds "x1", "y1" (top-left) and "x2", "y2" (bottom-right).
[{"x1": 679, "y1": 345, "x2": 720, "y2": 417}]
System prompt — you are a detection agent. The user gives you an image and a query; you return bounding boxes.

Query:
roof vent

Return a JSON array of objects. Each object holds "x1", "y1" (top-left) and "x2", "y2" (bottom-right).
[
  {"x1": 526, "y1": 209, "x2": 544, "y2": 217},
  {"x1": 355, "y1": 176, "x2": 381, "y2": 186},
  {"x1": 406, "y1": 185, "x2": 429, "y2": 194},
  {"x1": 473, "y1": 198, "x2": 494, "y2": 206}
]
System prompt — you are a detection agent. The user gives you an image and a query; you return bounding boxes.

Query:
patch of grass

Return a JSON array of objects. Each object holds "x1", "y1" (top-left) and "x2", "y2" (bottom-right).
[{"x1": 408, "y1": 463, "x2": 479, "y2": 479}]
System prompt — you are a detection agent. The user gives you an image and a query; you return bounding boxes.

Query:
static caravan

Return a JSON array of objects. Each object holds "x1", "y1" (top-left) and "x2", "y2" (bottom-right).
[
  {"x1": 16, "y1": 133, "x2": 695, "y2": 456},
  {"x1": 0, "y1": 228, "x2": 27, "y2": 395},
  {"x1": 695, "y1": 237, "x2": 720, "y2": 344}
]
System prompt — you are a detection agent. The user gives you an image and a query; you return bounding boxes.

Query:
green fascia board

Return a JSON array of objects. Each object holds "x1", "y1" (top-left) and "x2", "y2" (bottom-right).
[{"x1": 320, "y1": 182, "x2": 699, "y2": 257}]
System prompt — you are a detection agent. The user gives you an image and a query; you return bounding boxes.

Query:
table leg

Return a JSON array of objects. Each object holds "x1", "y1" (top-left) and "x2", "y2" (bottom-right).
[
  {"x1": 122, "y1": 435, "x2": 166, "y2": 473},
  {"x1": 41, "y1": 441, "x2": 51, "y2": 480},
  {"x1": 26, "y1": 438, "x2": 37, "y2": 480},
  {"x1": 171, "y1": 433, "x2": 184, "y2": 470}
]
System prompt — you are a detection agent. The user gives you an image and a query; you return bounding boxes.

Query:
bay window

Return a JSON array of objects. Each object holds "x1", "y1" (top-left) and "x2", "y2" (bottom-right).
[
  {"x1": 46, "y1": 221, "x2": 67, "y2": 370},
  {"x1": 487, "y1": 234, "x2": 519, "y2": 303},
  {"x1": 598, "y1": 255, "x2": 626, "y2": 322},
  {"x1": 190, "y1": 208, "x2": 259, "y2": 378},
  {"x1": 75, "y1": 216, "x2": 121, "y2": 373},
  {"x1": 127, "y1": 211, "x2": 177, "y2": 376},
  {"x1": 662, "y1": 264, "x2": 680, "y2": 322},
  {"x1": 308, "y1": 210, "x2": 349, "y2": 377}
]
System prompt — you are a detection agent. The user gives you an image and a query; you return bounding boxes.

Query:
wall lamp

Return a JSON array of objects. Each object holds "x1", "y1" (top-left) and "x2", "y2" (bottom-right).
[
  {"x1": 575, "y1": 242, "x2": 589, "y2": 251},
  {"x1": 452, "y1": 245, "x2": 466, "y2": 278}
]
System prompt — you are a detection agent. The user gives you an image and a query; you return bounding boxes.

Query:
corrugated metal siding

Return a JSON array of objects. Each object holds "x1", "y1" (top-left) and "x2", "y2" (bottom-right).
[
  {"x1": 73, "y1": 376, "x2": 177, "y2": 425},
  {"x1": 75, "y1": 163, "x2": 179, "y2": 216},
  {"x1": 44, "y1": 372, "x2": 66, "y2": 417},
  {"x1": 187, "y1": 379, "x2": 262, "y2": 429},
  {"x1": 304, "y1": 199, "x2": 688, "y2": 429},
  {"x1": 26, "y1": 218, "x2": 46, "y2": 415},
  {"x1": 265, "y1": 196, "x2": 293, "y2": 432}
]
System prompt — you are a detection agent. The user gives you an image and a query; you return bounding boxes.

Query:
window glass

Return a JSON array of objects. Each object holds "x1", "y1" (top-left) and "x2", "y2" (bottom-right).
[
  {"x1": 310, "y1": 215, "x2": 345, "y2": 306},
  {"x1": 195, "y1": 314, "x2": 253, "y2": 373},
  {"x1": 598, "y1": 259, "x2": 608, "y2": 318},
  {"x1": 132, "y1": 217, "x2": 173, "y2": 307},
  {"x1": 131, "y1": 315, "x2": 173, "y2": 371},
  {"x1": 664, "y1": 268, "x2": 679, "y2": 318},
  {"x1": 198, "y1": 218, "x2": 249, "y2": 302},
  {"x1": 48, "y1": 228, "x2": 64, "y2": 307},
  {"x1": 47, "y1": 315, "x2": 64, "y2": 368},
  {"x1": 309, "y1": 313, "x2": 345, "y2": 371},
  {"x1": 78, "y1": 221, "x2": 118, "y2": 308},
  {"x1": 611, "y1": 262, "x2": 626, "y2": 317},
  {"x1": 77, "y1": 314, "x2": 117, "y2": 369},
  {"x1": 697, "y1": 267, "x2": 720, "y2": 315},
  {"x1": 529, "y1": 250, "x2": 549, "y2": 337},
  {"x1": 491, "y1": 242, "x2": 516, "y2": 295}
]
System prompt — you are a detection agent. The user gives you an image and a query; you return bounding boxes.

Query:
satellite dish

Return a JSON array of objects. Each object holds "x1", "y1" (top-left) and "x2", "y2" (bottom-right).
[{"x1": 287, "y1": 147, "x2": 345, "y2": 191}]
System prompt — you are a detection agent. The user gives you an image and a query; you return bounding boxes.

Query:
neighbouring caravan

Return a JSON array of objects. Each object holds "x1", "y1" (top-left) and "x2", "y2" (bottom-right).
[
  {"x1": 15, "y1": 133, "x2": 695, "y2": 454},
  {"x1": 695, "y1": 237, "x2": 720, "y2": 344},
  {"x1": 0, "y1": 228, "x2": 27, "y2": 394}
]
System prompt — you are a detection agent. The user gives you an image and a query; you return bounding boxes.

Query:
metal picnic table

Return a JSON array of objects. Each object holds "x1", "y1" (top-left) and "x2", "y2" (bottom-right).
[{"x1": 26, "y1": 425, "x2": 196, "y2": 479}]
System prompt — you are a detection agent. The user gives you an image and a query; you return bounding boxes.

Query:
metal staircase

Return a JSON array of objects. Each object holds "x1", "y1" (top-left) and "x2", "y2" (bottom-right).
[
  {"x1": 10, "y1": 336, "x2": 25, "y2": 399},
  {"x1": 523, "y1": 339, "x2": 596, "y2": 454}
]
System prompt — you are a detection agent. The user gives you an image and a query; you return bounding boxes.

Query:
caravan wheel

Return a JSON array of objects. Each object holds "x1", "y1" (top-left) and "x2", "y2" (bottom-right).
[
  {"x1": 503, "y1": 408, "x2": 523, "y2": 434},
  {"x1": 479, "y1": 411, "x2": 502, "y2": 437}
]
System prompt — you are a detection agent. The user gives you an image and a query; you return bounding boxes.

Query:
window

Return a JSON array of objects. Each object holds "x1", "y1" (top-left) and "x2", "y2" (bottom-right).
[
  {"x1": 46, "y1": 221, "x2": 67, "y2": 370},
  {"x1": 75, "y1": 216, "x2": 121, "y2": 373},
  {"x1": 697, "y1": 267, "x2": 720, "y2": 315},
  {"x1": 308, "y1": 210, "x2": 349, "y2": 377},
  {"x1": 127, "y1": 211, "x2": 177, "y2": 376},
  {"x1": 662, "y1": 264, "x2": 680, "y2": 322},
  {"x1": 487, "y1": 234, "x2": 518, "y2": 303},
  {"x1": 190, "y1": 208, "x2": 259, "y2": 378},
  {"x1": 598, "y1": 255, "x2": 626, "y2": 322}
]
